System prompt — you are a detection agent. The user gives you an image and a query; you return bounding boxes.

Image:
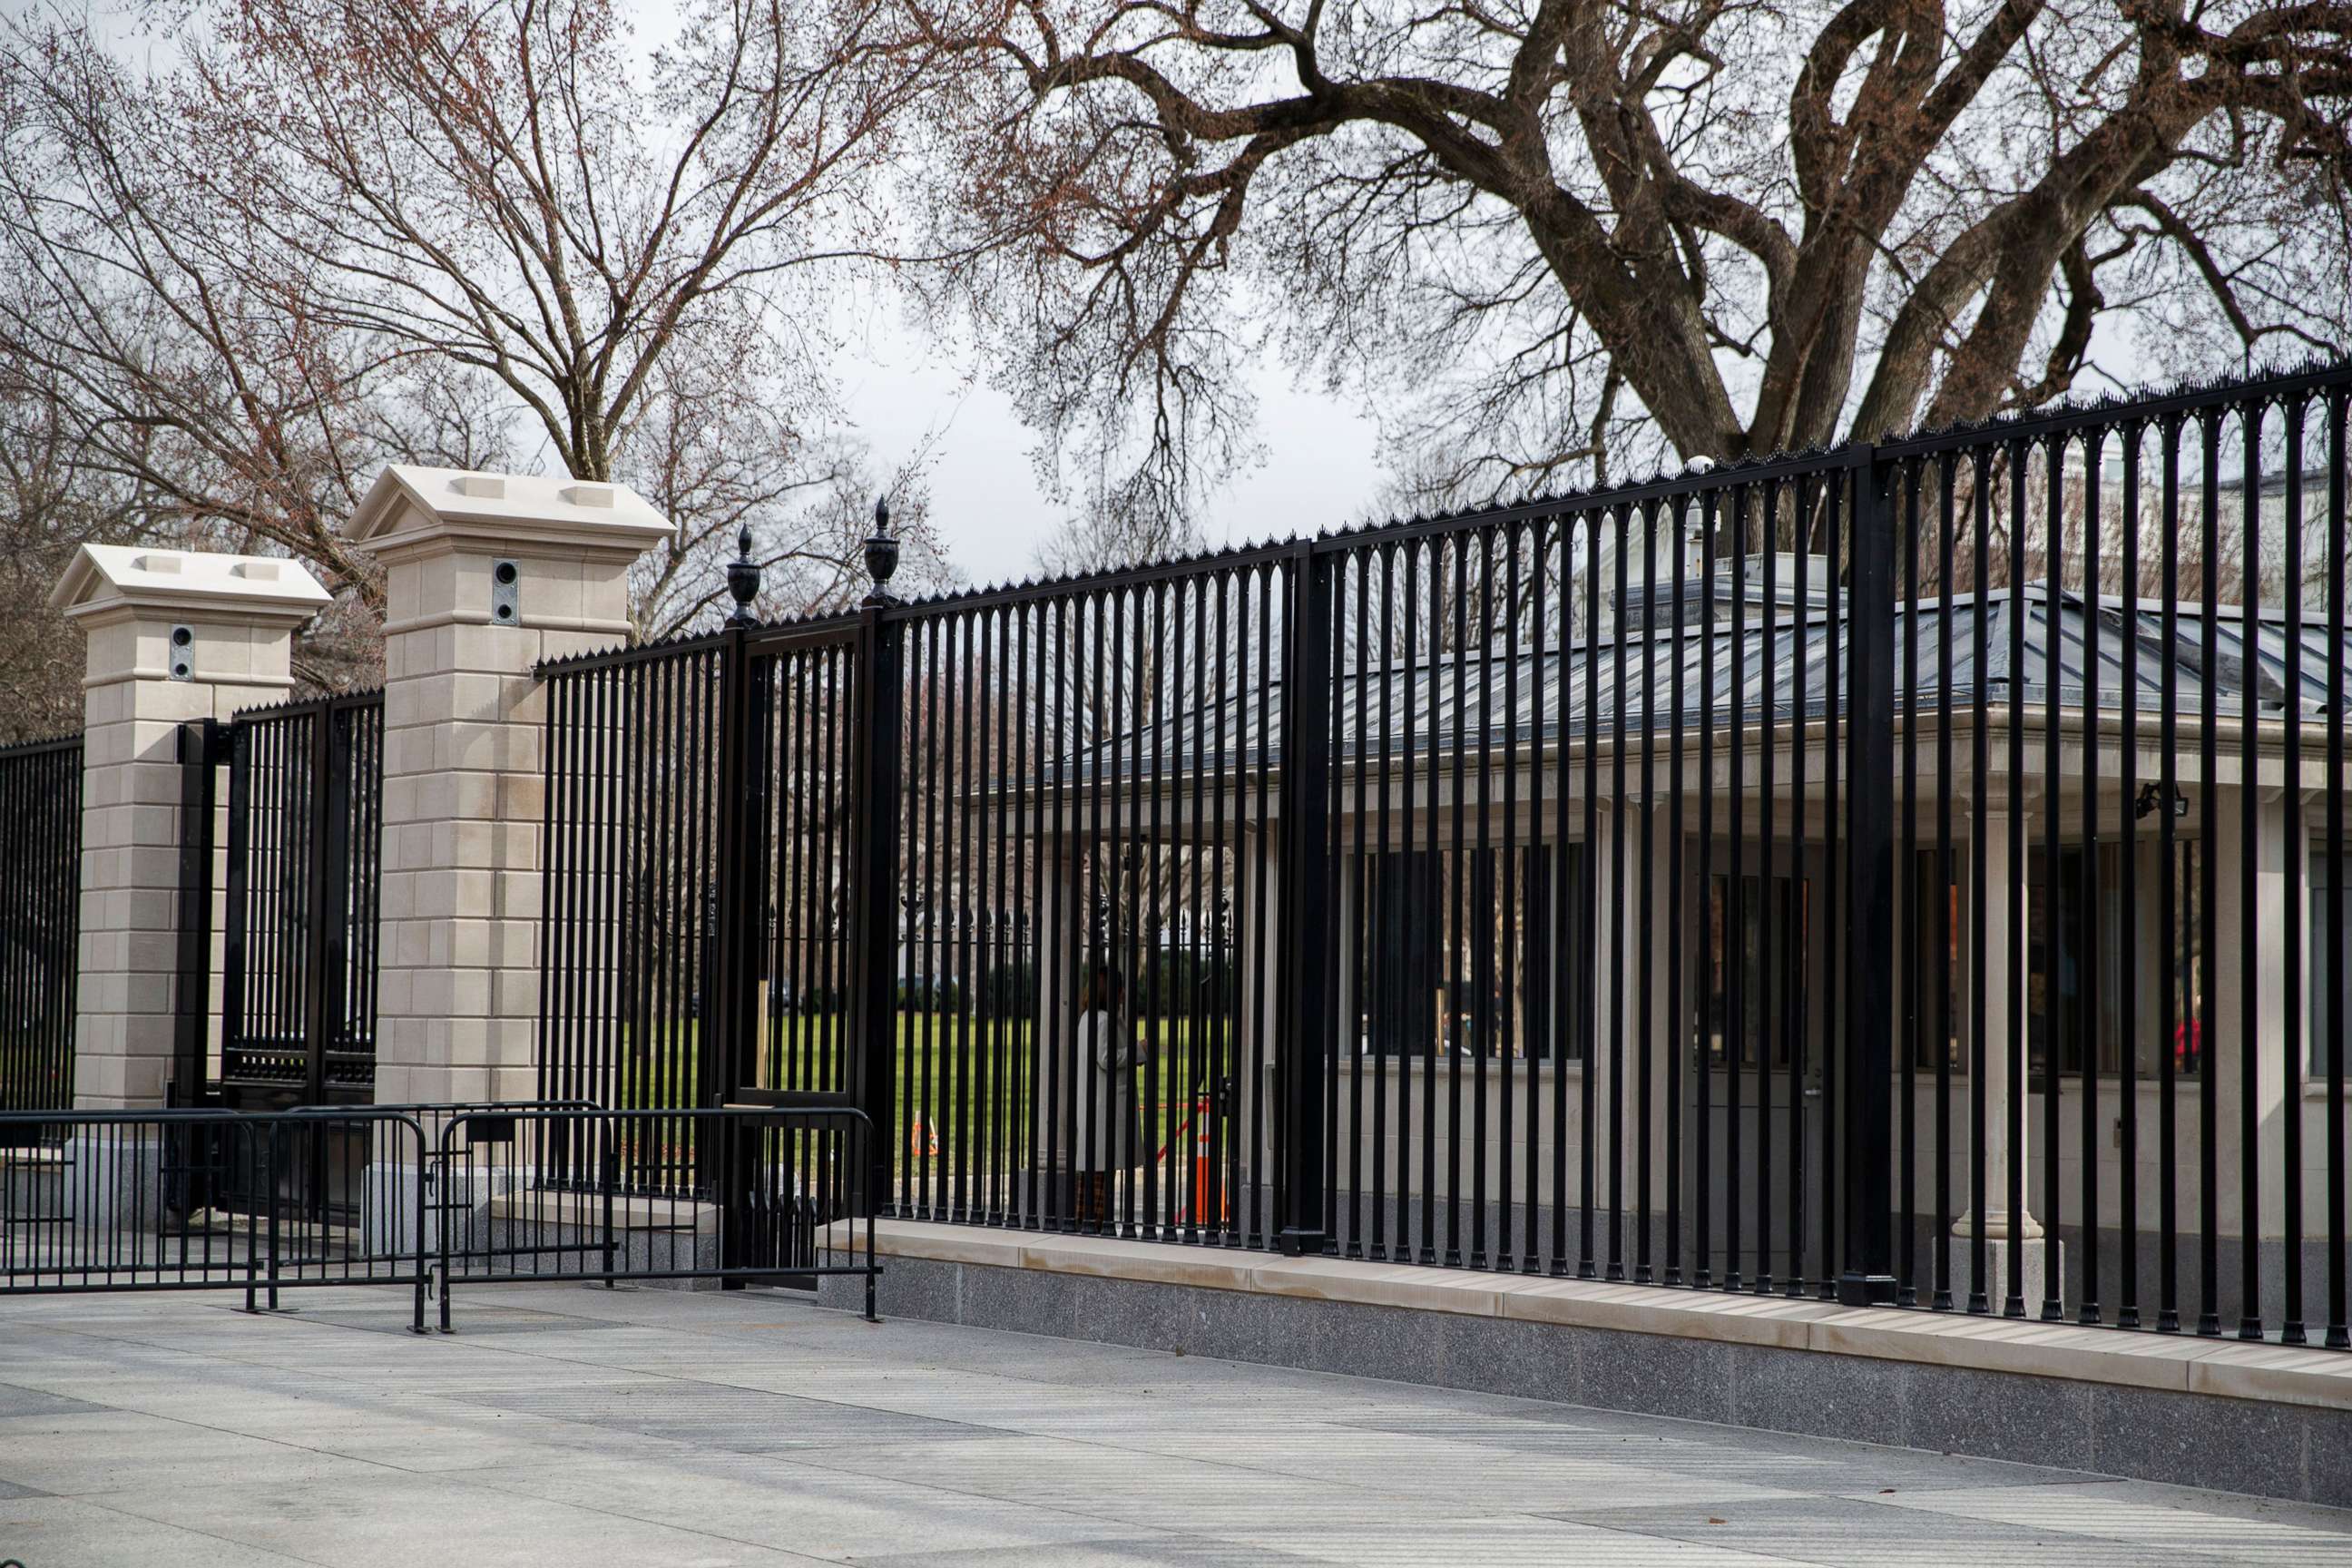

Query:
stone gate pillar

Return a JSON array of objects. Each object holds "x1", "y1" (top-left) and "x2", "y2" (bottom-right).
[
  {"x1": 346, "y1": 467, "x2": 671, "y2": 1108},
  {"x1": 48, "y1": 546, "x2": 330, "y2": 1109}
]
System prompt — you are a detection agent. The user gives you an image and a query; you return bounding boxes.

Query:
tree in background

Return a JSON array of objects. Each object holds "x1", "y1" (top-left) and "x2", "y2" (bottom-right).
[
  {"x1": 0, "y1": 371, "x2": 126, "y2": 742},
  {"x1": 906, "y1": 0, "x2": 2352, "y2": 523},
  {"x1": 623, "y1": 349, "x2": 951, "y2": 639},
  {"x1": 0, "y1": 0, "x2": 949, "y2": 731}
]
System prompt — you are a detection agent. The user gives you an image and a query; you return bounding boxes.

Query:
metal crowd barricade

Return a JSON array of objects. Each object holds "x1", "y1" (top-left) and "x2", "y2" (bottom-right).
[
  {"x1": 434, "y1": 1103, "x2": 879, "y2": 1330},
  {"x1": 0, "y1": 1106, "x2": 431, "y2": 1331},
  {"x1": 1, "y1": 1102, "x2": 883, "y2": 1336}
]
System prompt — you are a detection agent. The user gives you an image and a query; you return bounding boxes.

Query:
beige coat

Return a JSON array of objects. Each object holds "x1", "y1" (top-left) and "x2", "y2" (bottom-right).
[{"x1": 1032, "y1": 1007, "x2": 1150, "y2": 1172}]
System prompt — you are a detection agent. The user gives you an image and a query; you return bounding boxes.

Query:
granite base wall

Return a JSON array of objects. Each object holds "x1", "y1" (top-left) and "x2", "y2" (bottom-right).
[
  {"x1": 1085, "y1": 1186, "x2": 2337, "y2": 1329},
  {"x1": 820, "y1": 1252, "x2": 2350, "y2": 1509}
]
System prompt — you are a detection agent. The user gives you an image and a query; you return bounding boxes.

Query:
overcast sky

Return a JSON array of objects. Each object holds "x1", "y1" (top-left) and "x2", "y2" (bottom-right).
[{"x1": 830, "y1": 302, "x2": 1387, "y2": 592}]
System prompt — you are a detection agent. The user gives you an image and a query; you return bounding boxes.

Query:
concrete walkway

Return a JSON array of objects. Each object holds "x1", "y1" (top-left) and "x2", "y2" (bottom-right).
[{"x1": 1, "y1": 1284, "x2": 2348, "y2": 1566}]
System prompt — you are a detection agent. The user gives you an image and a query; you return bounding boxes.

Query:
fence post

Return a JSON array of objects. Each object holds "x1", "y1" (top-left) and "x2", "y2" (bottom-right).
[
  {"x1": 1276, "y1": 543, "x2": 1332, "y2": 1257},
  {"x1": 710, "y1": 622, "x2": 754, "y2": 1120},
  {"x1": 848, "y1": 505, "x2": 904, "y2": 1218},
  {"x1": 172, "y1": 719, "x2": 226, "y2": 1107},
  {"x1": 48, "y1": 547, "x2": 329, "y2": 1110},
  {"x1": 1839, "y1": 452, "x2": 1899, "y2": 1306},
  {"x1": 299, "y1": 701, "x2": 355, "y2": 1106},
  {"x1": 346, "y1": 468, "x2": 672, "y2": 1108},
  {"x1": 708, "y1": 528, "x2": 772, "y2": 1125}
]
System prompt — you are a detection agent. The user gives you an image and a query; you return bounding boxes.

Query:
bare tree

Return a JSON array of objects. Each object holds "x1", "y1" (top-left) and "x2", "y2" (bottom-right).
[
  {"x1": 905, "y1": 0, "x2": 2352, "y2": 518},
  {"x1": 173, "y1": 0, "x2": 931, "y2": 487},
  {"x1": 0, "y1": 371, "x2": 138, "y2": 742},
  {"x1": 0, "y1": 24, "x2": 404, "y2": 617},
  {"x1": 627, "y1": 369, "x2": 957, "y2": 640},
  {"x1": 1033, "y1": 505, "x2": 1210, "y2": 576},
  {"x1": 0, "y1": 0, "x2": 946, "y2": 690}
]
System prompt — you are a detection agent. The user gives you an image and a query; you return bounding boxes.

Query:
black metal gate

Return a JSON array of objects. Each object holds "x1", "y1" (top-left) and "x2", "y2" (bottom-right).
[
  {"x1": 731, "y1": 626, "x2": 867, "y2": 1112},
  {"x1": 174, "y1": 691, "x2": 386, "y2": 1112},
  {"x1": 0, "y1": 734, "x2": 83, "y2": 1112},
  {"x1": 535, "y1": 610, "x2": 877, "y2": 1279}
]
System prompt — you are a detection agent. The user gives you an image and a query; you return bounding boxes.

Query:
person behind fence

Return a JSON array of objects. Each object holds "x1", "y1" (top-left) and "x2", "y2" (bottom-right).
[{"x1": 1032, "y1": 963, "x2": 1150, "y2": 1225}]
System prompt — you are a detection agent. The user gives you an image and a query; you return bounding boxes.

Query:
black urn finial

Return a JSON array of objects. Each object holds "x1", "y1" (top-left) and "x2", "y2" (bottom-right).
[
  {"x1": 863, "y1": 494, "x2": 900, "y2": 605},
  {"x1": 725, "y1": 524, "x2": 760, "y2": 627}
]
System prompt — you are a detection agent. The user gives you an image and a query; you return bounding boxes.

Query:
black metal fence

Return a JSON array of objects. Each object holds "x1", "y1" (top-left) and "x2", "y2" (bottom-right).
[
  {"x1": 537, "y1": 362, "x2": 2352, "y2": 1350},
  {"x1": 0, "y1": 734, "x2": 82, "y2": 1113},
  {"x1": 887, "y1": 566, "x2": 1282, "y2": 1244}
]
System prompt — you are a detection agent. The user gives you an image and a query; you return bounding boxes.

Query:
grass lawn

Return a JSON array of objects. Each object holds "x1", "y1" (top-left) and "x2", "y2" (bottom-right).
[{"x1": 598, "y1": 1011, "x2": 1239, "y2": 1191}]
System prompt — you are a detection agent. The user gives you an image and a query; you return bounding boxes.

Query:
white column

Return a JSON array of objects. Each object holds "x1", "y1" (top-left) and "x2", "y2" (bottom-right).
[
  {"x1": 1946, "y1": 804, "x2": 2067, "y2": 1314},
  {"x1": 1959, "y1": 808, "x2": 2040, "y2": 1237},
  {"x1": 2214, "y1": 787, "x2": 2292, "y2": 1243},
  {"x1": 48, "y1": 547, "x2": 329, "y2": 1109},
  {"x1": 346, "y1": 467, "x2": 672, "y2": 1108},
  {"x1": 1587, "y1": 809, "x2": 1623, "y2": 1218}
]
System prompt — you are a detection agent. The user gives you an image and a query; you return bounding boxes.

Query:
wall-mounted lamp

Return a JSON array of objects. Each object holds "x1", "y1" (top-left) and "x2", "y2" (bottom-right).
[
  {"x1": 491, "y1": 559, "x2": 521, "y2": 624},
  {"x1": 2134, "y1": 783, "x2": 2189, "y2": 821}
]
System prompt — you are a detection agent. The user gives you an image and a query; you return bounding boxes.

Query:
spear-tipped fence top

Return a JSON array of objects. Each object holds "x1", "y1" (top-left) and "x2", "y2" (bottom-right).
[
  {"x1": 864, "y1": 495, "x2": 899, "y2": 605},
  {"x1": 726, "y1": 524, "x2": 761, "y2": 628}
]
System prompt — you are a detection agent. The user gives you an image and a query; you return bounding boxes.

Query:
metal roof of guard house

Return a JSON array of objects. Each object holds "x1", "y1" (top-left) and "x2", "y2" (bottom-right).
[{"x1": 1046, "y1": 568, "x2": 2343, "y2": 787}]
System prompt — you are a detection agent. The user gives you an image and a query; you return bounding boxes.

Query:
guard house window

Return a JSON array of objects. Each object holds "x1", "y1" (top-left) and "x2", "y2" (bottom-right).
[
  {"x1": 1909, "y1": 849, "x2": 1967, "y2": 1073},
  {"x1": 2022, "y1": 840, "x2": 2205, "y2": 1078},
  {"x1": 1357, "y1": 844, "x2": 1586, "y2": 1060},
  {"x1": 2026, "y1": 846, "x2": 2126, "y2": 1076},
  {"x1": 1703, "y1": 871, "x2": 1809, "y2": 1069}
]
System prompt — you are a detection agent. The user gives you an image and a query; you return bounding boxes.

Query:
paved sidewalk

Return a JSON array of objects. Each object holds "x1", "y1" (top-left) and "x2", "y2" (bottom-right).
[{"x1": 1, "y1": 1284, "x2": 2347, "y2": 1566}]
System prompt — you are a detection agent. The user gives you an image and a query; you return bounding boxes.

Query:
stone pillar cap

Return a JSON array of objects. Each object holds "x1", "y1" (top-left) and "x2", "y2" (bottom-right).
[
  {"x1": 48, "y1": 544, "x2": 332, "y2": 624},
  {"x1": 350, "y1": 466, "x2": 675, "y2": 559}
]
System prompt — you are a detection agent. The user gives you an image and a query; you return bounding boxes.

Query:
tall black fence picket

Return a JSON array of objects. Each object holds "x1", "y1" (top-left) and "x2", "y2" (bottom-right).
[
  {"x1": 0, "y1": 734, "x2": 82, "y2": 1113},
  {"x1": 536, "y1": 362, "x2": 2352, "y2": 1349}
]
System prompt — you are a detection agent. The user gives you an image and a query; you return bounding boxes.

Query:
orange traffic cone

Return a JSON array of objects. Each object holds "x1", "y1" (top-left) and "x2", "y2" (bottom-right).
[{"x1": 1181, "y1": 1099, "x2": 1226, "y2": 1226}]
